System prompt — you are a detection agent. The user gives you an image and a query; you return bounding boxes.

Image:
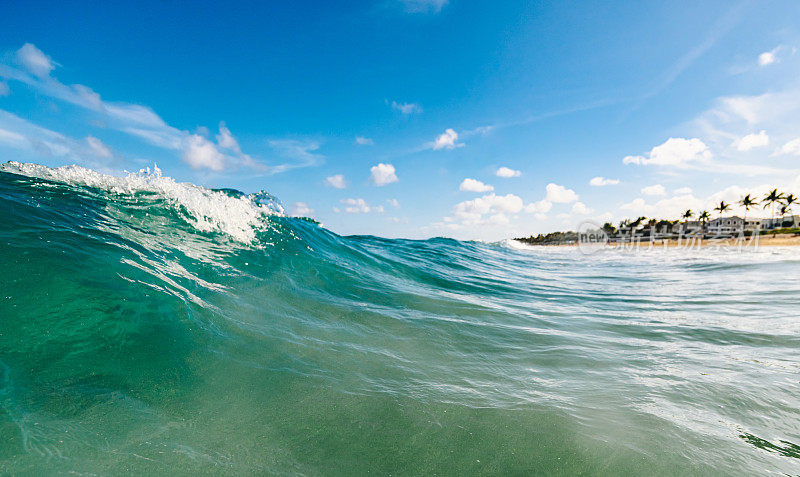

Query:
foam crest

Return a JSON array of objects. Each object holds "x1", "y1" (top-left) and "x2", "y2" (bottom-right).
[{"x1": 0, "y1": 161, "x2": 283, "y2": 243}]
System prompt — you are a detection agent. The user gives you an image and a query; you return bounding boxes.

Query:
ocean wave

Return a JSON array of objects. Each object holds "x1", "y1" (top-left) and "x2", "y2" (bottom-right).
[{"x1": 1, "y1": 162, "x2": 799, "y2": 474}]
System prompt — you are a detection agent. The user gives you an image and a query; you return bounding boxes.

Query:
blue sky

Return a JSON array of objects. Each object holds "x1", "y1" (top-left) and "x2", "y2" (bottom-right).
[{"x1": 2, "y1": 0, "x2": 800, "y2": 240}]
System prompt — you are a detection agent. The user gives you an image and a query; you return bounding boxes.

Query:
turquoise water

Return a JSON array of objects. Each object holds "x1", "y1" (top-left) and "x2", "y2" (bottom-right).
[{"x1": 1, "y1": 162, "x2": 799, "y2": 475}]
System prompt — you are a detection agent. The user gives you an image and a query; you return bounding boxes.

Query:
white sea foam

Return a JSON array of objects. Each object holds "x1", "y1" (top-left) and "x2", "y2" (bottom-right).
[{"x1": 1, "y1": 161, "x2": 283, "y2": 243}]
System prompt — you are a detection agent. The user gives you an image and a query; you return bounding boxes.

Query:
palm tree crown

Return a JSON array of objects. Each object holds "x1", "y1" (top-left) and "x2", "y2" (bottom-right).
[
  {"x1": 763, "y1": 189, "x2": 785, "y2": 210},
  {"x1": 784, "y1": 193, "x2": 797, "y2": 210},
  {"x1": 714, "y1": 201, "x2": 730, "y2": 216}
]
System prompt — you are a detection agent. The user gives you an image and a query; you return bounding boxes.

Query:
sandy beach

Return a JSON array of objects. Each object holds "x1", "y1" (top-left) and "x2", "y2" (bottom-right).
[{"x1": 610, "y1": 235, "x2": 800, "y2": 248}]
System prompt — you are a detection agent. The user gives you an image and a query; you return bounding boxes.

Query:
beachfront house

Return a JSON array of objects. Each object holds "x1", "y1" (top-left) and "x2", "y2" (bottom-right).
[
  {"x1": 706, "y1": 216, "x2": 763, "y2": 236},
  {"x1": 761, "y1": 215, "x2": 800, "y2": 229}
]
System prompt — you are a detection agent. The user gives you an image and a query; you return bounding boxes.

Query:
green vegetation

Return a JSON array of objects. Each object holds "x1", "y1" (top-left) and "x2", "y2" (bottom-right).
[
  {"x1": 516, "y1": 189, "x2": 799, "y2": 244},
  {"x1": 515, "y1": 231, "x2": 578, "y2": 245}
]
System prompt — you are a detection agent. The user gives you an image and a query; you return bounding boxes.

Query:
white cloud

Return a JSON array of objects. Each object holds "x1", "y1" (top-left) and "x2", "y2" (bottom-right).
[
  {"x1": 325, "y1": 174, "x2": 346, "y2": 189},
  {"x1": 400, "y1": 0, "x2": 448, "y2": 13},
  {"x1": 623, "y1": 137, "x2": 711, "y2": 167},
  {"x1": 355, "y1": 136, "x2": 373, "y2": 145},
  {"x1": 16, "y1": 43, "x2": 55, "y2": 77},
  {"x1": 496, "y1": 166, "x2": 521, "y2": 178},
  {"x1": 674, "y1": 187, "x2": 693, "y2": 195},
  {"x1": 268, "y1": 139, "x2": 323, "y2": 173},
  {"x1": 0, "y1": 110, "x2": 112, "y2": 166},
  {"x1": 183, "y1": 134, "x2": 225, "y2": 171},
  {"x1": 712, "y1": 92, "x2": 800, "y2": 125},
  {"x1": 589, "y1": 176, "x2": 619, "y2": 186},
  {"x1": 620, "y1": 198, "x2": 652, "y2": 214},
  {"x1": 623, "y1": 155, "x2": 645, "y2": 165},
  {"x1": 641, "y1": 184, "x2": 666, "y2": 196},
  {"x1": 387, "y1": 198, "x2": 400, "y2": 208},
  {"x1": 778, "y1": 137, "x2": 800, "y2": 156},
  {"x1": 449, "y1": 193, "x2": 524, "y2": 226},
  {"x1": 0, "y1": 82, "x2": 8, "y2": 96},
  {"x1": 391, "y1": 101, "x2": 422, "y2": 114},
  {"x1": 758, "y1": 47, "x2": 779, "y2": 66},
  {"x1": 340, "y1": 198, "x2": 383, "y2": 214},
  {"x1": 459, "y1": 178, "x2": 493, "y2": 192},
  {"x1": 0, "y1": 127, "x2": 27, "y2": 148},
  {"x1": 216, "y1": 122, "x2": 241, "y2": 153},
  {"x1": 545, "y1": 183, "x2": 578, "y2": 203},
  {"x1": 85, "y1": 136, "x2": 112, "y2": 158},
  {"x1": 290, "y1": 202, "x2": 314, "y2": 216},
  {"x1": 0, "y1": 44, "x2": 276, "y2": 173},
  {"x1": 432, "y1": 128, "x2": 461, "y2": 150},
  {"x1": 620, "y1": 193, "x2": 705, "y2": 220},
  {"x1": 370, "y1": 163, "x2": 398, "y2": 186},
  {"x1": 571, "y1": 202, "x2": 593, "y2": 215},
  {"x1": 734, "y1": 130, "x2": 769, "y2": 151},
  {"x1": 524, "y1": 199, "x2": 552, "y2": 214}
]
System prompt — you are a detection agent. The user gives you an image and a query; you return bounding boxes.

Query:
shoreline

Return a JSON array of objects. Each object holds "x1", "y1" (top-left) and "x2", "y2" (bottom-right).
[{"x1": 521, "y1": 234, "x2": 800, "y2": 248}]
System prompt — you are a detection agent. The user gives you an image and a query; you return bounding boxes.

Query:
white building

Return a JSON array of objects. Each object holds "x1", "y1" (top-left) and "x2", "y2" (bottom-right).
[
  {"x1": 706, "y1": 216, "x2": 763, "y2": 236},
  {"x1": 761, "y1": 215, "x2": 800, "y2": 229}
]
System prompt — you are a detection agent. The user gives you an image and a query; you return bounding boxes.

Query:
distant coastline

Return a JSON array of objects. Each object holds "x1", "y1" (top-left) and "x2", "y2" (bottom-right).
[{"x1": 516, "y1": 233, "x2": 800, "y2": 248}]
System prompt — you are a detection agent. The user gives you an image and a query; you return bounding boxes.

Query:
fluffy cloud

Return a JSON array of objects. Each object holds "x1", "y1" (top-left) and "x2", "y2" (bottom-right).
[
  {"x1": 391, "y1": 101, "x2": 422, "y2": 114},
  {"x1": 325, "y1": 174, "x2": 346, "y2": 189},
  {"x1": 290, "y1": 202, "x2": 314, "y2": 216},
  {"x1": 340, "y1": 198, "x2": 383, "y2": 214},
  {"x1": 620, "y1": 193, "x2": 706, "y2": 220},
  {"x1": 449, "y1": 193, "x2": 524, "y2": 225},
  {"x1": 355, "y1": 136, "x2": 373, "y2": 145},
  {"x1": 85, "y1": 136, "x2": 112, "y2": 158},
  {"x1": 432, "y1": 128, "x2": 461, "y2": 150},
  {"x1": 387, "y1": 198, "x2": 400, "y2": 208},
  {"x1": 620, "y1": 198, "x2": 651, "y2": 214},
  {"x1": 623, "y1": 155, "x2": 645, "y2": 165},
  {"x1": 589, "y1": 176, "x2": 619, "y2": 186},
  {"x1": 524, "y1": 199, "x2": 552, "y2": 214},
  {"x1": 777, "y1": 137, "x2": 800, "y2": 156},
  {"x1": 571, "y1": 202, "x2": 593, "y2": 215},
  {"x1": 734, "y1": 130, "x2": 769, "y2": 151},
  {"x1": 183, "y1": 134, "x2": 225, "y2": 171},
  {"x1": 496, "y1": 166, "x2": 521, "y2": 178},
  {"x1": 545, "y1": 183, "x2": 578, "y2": 203},
  {"x1": 16, "y1": 43, "x2": 55, "y2": 77},
  {"x1": 641, "y1": 184, "x2": 666, "y2": 196},
  {"x1": 459, "y1": 178, "x2": 493, "y2": 192},
  {"x1": 216, "y1": 122, "x2": 241, "y2": 153},
  {"x1": 370, "y1": 163, "x2": 398, "y2": 186},
  {"x1": 758, "y1": 47, "x2": 779, "y2": 66},
  {"x1": 623, "y1": 137, "x2": 711, "y2": 167}
]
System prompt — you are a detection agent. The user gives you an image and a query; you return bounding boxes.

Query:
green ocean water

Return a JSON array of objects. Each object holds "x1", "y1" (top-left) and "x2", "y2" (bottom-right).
[{"x1": 0, "y1": 161, "x2": 799, "y2": 475}]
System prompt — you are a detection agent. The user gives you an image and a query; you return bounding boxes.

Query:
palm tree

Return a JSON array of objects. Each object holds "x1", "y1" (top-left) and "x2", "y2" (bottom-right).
[
  {"x1": 681, "y1": 209, "x2": 693, "y2": 235},
  {"x1": 763, "y1": 189, "x2": 786, "y2": 234},
  {"x1": 714, "y1": 201, "x2": 730, "y2": 217},
  {"x1": 698, "y1": 210, "x2": 710, "y2": 233},
  {"x1": 618, "y1": 219, "x2": 629, "y2": 237},
  {"x1": 739, "y1": 194, "x2": 758, "y2": 222},
  {"x1": 784, "y1": 193, "x2": 797, "y2": 214},
  {"x1": 629, "y1": 216, "x2": 645, "y2": 235}
]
